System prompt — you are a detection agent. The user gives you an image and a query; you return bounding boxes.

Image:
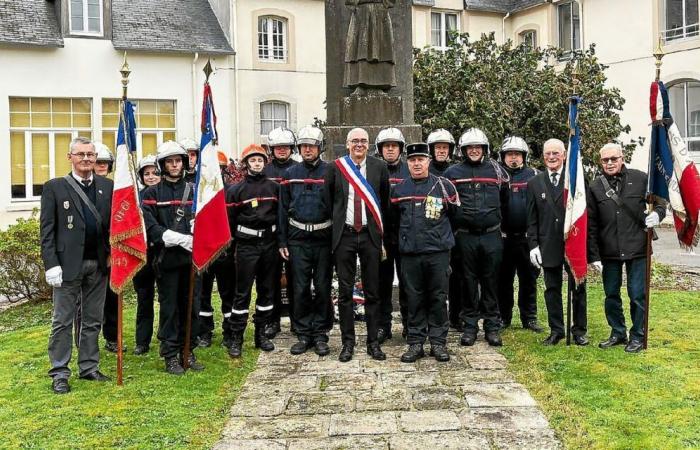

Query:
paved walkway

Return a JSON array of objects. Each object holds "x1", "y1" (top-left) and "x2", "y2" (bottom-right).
[{"x1": 214, "y1": 320, "x2": 561, "y2": 450}]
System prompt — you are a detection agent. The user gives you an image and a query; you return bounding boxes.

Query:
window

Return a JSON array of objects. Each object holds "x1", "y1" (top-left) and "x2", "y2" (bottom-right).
[
  {"x1": 558, "y1": 1, "x2": 581, "y2": 57},
  {"x1": 69, "y1": 0, "x2": 103, "y2": 35},
  {"x1": 258, "y1": 16, "x2": 287, "y2": 62},
  {"x1": 9, "y1": 97, "x2": 92, "y2": 200},
  {"x1": 431, "y1": 12, "x2": 459, "y2": 48},
  {"x1": 101, "y1": 99, "x2": 177, "y2": 160},
  {"x1": 260, "y1": 101, "x2": 289, "y2": 136},
  {"x1": 668, "y1": 80, "x2": 700, "y2": 152},
  {"x1": 664, "y1": 0, "x2": 699, "y2": 42},
  {"x1": 520, "y1": 30, "x2": 537, "y2": 48}
]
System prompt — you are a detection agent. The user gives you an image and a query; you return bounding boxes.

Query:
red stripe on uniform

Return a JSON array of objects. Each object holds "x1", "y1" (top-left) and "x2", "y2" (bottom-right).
[{"x1": 451, "y1": 177, "x2": 500, "y2": 185}]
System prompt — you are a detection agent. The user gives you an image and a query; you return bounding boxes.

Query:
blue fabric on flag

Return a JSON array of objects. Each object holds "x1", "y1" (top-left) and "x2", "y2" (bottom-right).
[{"x1": 117, "y1": 100, "x2": 137, "y2": 152}]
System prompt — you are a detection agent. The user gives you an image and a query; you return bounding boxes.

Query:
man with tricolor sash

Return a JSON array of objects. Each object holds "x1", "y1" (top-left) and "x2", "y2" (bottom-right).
[{"x1": 325, "y1": 127, "x2": 391, "y2": 362}]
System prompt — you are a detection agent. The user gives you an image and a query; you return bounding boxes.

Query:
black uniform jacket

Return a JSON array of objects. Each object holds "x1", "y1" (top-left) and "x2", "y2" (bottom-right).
[
  {"x1": 40, "y1": 174, "x2": 113, "y2": 281},
  {"x1": 587, "y1": 166, "x2": 666, "y2": 261},
  {"x1": 526, "y1": 169, "x2": 567, "y2": 268},
  {"x1": 324, "y1": 155, "x2": 390, "y2": 251},
  {"x1": 226, "y1": 172, "x2": 279, "y2": 241},
  {"x1": 502, "y1": 165, "x2": 538, "y2": 235}
]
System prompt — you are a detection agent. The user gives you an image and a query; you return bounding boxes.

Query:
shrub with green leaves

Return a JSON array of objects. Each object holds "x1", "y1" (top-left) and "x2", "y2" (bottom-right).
[{"x1": 0, "y1": 215, "x2": 51, "y2": 303}]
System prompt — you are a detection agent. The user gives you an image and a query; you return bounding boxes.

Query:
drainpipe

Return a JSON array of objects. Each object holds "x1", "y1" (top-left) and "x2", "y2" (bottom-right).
[
  {"x1": 232, "y1": 0, "x2": 241, "y2": 157},
  {"x1": 502, "y1": 12, "x2": 511, "y2": 43},
  {"x1": 191, "y1": 52, "x2": 199, "y2": 137}
]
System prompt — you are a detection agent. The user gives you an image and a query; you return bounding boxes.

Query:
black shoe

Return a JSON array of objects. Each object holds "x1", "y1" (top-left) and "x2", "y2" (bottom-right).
[
  {"x1": 542, "y1": 334, "x2": 564, "y2": 346},
  {"x1": 255, "y1": 329, "x2": 275, "y2": 352},
  {"x1": 400, "y1": 344, "x2": 425, "y2": 363},
  {"x1": 338, "y1": 344, "x2": 354, "y2": 362},
  {"x1": 133, "y1": 344, "x2": 149, "y2": 355},
  {"x1": 624, "y1": 339, "x2": 644, "y2": 353},
  {"x1": 523, "y1": 320, "x2": 544, "y2": 333},
  {"x1": 264, "y1": 322, "x2": 281, "y2": 339},
  {"x1": 79, "y1": 371, "x2": 111, "y2": 382},
  {"x1": 228, "y1": 337, "x2": 243, "y2": 359},
  {"x1": 599, "y1": 335, "x2": 628, "y2": 349},
  {"x1": 52, "y1": 378, "x2": 70, "y2": 394},
  {"x1": 377, "y1": 328, "x2": 392, "y2": 344},
  {"x1": 430, "y1": 345, "x2": 450, "y2": 362},
  {"x1": 367, "y1": 342, "x2": 386, "y2": 361},
  {"x1": 104, "y1": 341, "x2": 126, "y2": 353},
  {"x1": 485, "y1": 331, "x2": 503, "y2": 347},
  {"x1": 184, "y1": 353, "x2": 205, "y2": 371},
  {"x1": 314, "y1": 341, "x2": 330, "y2": 356},
  {"x1": 197, "y1": 335, "x2": 212, "y2": 348},
  {"x1": 165, "y1": 357, "x2": 185, "y2": 375},
  {"x1": 573, "y1": 335, "x2": 590, "y2": 346},
  {"x1": 290, "y1": 340, "x2": 313, "y2": 355},
  {"x1": 460, "y1": 332, "x2": 477, "y2": 346}
]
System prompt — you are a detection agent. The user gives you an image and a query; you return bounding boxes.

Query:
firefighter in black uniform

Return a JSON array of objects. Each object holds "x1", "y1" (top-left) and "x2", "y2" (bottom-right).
[
  {"x1": 227, "y1": 144, "x2": 279, "y2": 358},
  {"x1": 444, "y1": 128, "x2": 509, "y2": 347},
  {"x1": 375, "y1": 127, "x2": 409, "y2": 342},
  {"x1": 263, "y1": 127, "x2": 299, "y2": 339},
  {"x1": 133, "y1": 155, "x2": 161, "y2": 355},
  {"x1": 180, "y1": 138, "x2": 199, "y2": 184},
  {"x1": 391, "y1": 143, "x2": 459, "y2": 363},
  {"x1": 196, "y1": 151, "x2": 238, "y2": 349},
  {"x1": 279, "y1": 126, "x2": 333, "y2": 356},
  {"x1": 141, "y1": 141, "x2": 204, "y2": 374},
  {"x1": 498, "y1": 136, "x2": 543, "y2": 332}
]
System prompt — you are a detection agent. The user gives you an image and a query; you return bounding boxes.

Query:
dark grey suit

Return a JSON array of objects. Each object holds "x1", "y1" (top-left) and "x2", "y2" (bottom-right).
[{"x1": 40, "y1": 174, "x2": 113, "y2": 379}]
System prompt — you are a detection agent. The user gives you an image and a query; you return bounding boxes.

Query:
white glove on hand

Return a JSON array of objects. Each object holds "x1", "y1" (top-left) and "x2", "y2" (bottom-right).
[
  {"x1": 45, "y1": 266, "x2": 63, "y2": 287},
  {"x1": 645, "y1": 212, "x2": 660, "y2": 228},
  {"x1": 591, "y1": 261, "x2": 603, "y2": 273},
  {"x1": 190, "y1": 219, "x2": 195, "y2": 234},
  {"x1": 529, "y1": 247, "x2": 542, "y2": 269},
  {"x1": 162, "y1": 230, "x2": 182, "y2": 248},
  {"x1": 179, "y1": 235, "x2": 193, "y2": 252}
]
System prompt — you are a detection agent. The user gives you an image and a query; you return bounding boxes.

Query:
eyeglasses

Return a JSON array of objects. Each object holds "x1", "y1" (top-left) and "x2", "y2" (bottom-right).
[
  {"x1": 349, "y1": 139, "x2": 369, "y2": 146},
  {"x1": 600, "y1": 156, "x2": 621, "y2": 164},
  {"x1": 71, "y1": 152, "x2": 97, "y2": 160}
]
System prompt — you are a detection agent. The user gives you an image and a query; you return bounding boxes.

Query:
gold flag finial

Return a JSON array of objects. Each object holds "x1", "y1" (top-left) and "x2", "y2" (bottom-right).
[
  {"x1": 120, "y1": 52, "x2": 131, "y2": 100},
  {"x1": 203, "y1": 59, "x2": 213, "y2": 83},
  {"x1": 653, "y1": 35, "x2": 665, "y2": 82},
  {"x1": 571, "y1": 59, "x2": 581, "y2": 95}
]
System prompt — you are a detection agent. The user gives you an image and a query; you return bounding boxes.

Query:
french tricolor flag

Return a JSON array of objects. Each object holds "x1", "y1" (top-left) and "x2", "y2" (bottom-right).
[
  {"x1": 109, "y1": 99, "x2": 147, "y2": 292},
  {"x1": 191, "y1": 82, "x2": 231, "y2": 272},
  {"x1": 649, "y1": 81, "x2": 700, "y2": 249},
  {"x1": 563, "y1": 96, "x2": 587, "y2": 285}
]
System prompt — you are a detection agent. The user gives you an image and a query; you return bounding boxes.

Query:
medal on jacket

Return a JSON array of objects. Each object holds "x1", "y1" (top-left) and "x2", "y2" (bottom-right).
[
  {"x1": 67, "y1": 215, "x2": 74, "y2": 229},
  {"x1": 251, "y1": 199, "x2": 259, "y2": 208},
  {"x1": 541, "y1": 193, "x2": 546, "y2": 199},
  {"x1": 425, "y1": 196, "x2": 442, "y2": 220},
  {"x1": 63, "y1": 201, "x2": 70, "y2": 210}
]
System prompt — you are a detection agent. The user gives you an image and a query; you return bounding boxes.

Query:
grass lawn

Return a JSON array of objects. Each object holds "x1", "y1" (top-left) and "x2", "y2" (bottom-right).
[
  {"x1": 501, "y1": 278, "x2": 700, "y2": 450},
  {"x1": 0, "y1": 294, "x2": 258, "y2": 449}
]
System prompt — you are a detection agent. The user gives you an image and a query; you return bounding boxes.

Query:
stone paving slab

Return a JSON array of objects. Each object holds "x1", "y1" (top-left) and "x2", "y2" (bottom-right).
[{"x1": 215, "y1": 321, "x2": 560, "y2": 449}]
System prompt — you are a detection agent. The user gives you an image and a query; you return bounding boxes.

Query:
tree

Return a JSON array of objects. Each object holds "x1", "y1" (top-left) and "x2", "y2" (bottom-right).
[{"x1": 413, "y1": 33, "x2": 641, "y2": 176}]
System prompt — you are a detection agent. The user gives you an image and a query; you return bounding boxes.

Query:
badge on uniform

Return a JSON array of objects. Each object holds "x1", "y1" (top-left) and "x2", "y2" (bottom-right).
[
  {"x1": 513, "y1": 187, "x2": 519, "y2": 193},
  {"x1": 425, "y1": 196, "x2": 443, "y2": 220},
  {"x1": 541, "y1": 193, "x2": 546, "y2": 199},
  {"x1": 98, "y1": 189, "x2": 103, "y2": 195},
  {"x1": 67, "y1": 215, "x2": 74, "y2": 229},
  {"x1": 63, "y1": 201, "x2": 70, "y2": 210},
  {"x1": 251, "y1": 199, "x2": 259, "y2": 208}
]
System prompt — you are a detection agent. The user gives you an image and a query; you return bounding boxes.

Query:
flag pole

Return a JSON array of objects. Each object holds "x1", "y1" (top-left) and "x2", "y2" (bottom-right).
[
  {"x1": 644, "y1": 38, "x2": 665, "y2": 350},
  {"x1": 566, "y1": 61, "x2": 581, "y2": 347},
  {"x1": 116, "y1": 52, "x2": 131, "y2": 386}
]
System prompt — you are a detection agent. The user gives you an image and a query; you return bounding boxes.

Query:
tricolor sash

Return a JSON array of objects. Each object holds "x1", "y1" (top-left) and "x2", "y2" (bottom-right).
[{"x1": 335, "y1": 156, "x2": 384, "y2": 235}]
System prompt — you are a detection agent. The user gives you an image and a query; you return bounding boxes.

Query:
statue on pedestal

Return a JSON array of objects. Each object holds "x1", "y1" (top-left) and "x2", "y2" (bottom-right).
[{"x1": 343, "y1": 0, "x2": 397, "y2": 96}]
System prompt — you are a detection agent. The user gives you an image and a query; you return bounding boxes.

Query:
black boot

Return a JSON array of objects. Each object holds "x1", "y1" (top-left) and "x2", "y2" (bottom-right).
[
  {"x1": 400, "y1": 344, "x2": 425, "y2": 363},
  {"x1": 182, "y1": 351, "x2": 205, "y2": 371},
  {"x1": 264, "y1": 322, "x2": 281, "y2": 339},
  {"x1": 485, "y1": 331, "x2": 503, "y2": 347},
  {"x1": 430, "y1": 345, "x2": 450, "y2": 362},
  {"x1": 255, "y1": 327, "x2": 275, "y2": 352},
  {"x1": 228, "y1": 334, "x2": 243, "y2": 359},
  {"x1": 164, "y1": 356, "x2": 185, "y2": 375}
]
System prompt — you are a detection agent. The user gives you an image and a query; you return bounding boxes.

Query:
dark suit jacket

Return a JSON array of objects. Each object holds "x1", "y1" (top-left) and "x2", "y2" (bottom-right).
[
  {"x1": 526, "y1": 170, "x2": 565, "y2": 268},
  {"x1": 40, "y1": 174, "x2": 113, "y2": 282},
  {"x1": 325, "y1": 155, "x2": 390, "y2": 251}
]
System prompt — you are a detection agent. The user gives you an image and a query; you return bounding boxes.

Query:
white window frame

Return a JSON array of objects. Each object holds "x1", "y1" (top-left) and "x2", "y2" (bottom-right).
[
  {"x1": 557, "y1": 1, "x2": 581, "y2": 59},
  {"x1": 258, "y1": 16, "x2": 288, "y2": 63},
  {"x1": 69, "y1": 0, "x2": 104, "y2": 36},
  {"x1": 519, "y1": 30, "x2": 537, "y2": 48},
  {"x1": 663, "y1": 0, "x2": 700, "y2": 42},
  {"x1": 669, "y1": 80, "x2": 700, "y2": 152},
  {"x1": 260, "y1": 101, "x2": 290, "y2": 137},
  {"x1": 430, "y1": 11, "x2": 460, "y2": 49}
]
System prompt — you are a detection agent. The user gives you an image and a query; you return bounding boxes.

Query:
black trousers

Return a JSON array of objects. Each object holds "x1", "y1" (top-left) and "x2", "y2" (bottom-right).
[
  {"x1": 156, "y1": 264, "x2": 200, "y2": 358},
  {"x1": 290, "y1": 243, "x2": 333, "y2": 343},
  {"x1": 102, "y1": 279, "x2": 118, "y2": 342},
  {"x1": 133, "y1": 263, "x2": 156, "y2": 347},
  {"x1": 334, "y1": 228, "x2": 381, "y2": 346},
  {"x1": 402, "y1": 251, "x2": 450, "y2": 346},
  {"x1": 498, "y1": 235, "x2": 539, "y2": 326},
  {"x1": 448, "y1": 250, "x2": 464, "y2": 326},
  {"x1": 270, "y1": 258, "x2": 293, "y2": 326},
  {"x1": 542, "y1": 264, "x2": 587, "y2": 337},
  {"x1": 228, "y1": 239, "x2": 278, "y2": 334},
  {"x1": 199, "y1": 250, "x2": 235, "y2": 340},
  {"x1": 456, "y1": 230, "x2": 503, "y2": 333},
  {"x1": 378, "y1": 240, "x2": 407, "y2": 332}
]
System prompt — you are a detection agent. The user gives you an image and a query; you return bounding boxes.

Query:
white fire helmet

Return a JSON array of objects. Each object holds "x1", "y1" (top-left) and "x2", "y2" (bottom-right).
[
  {"x1": 296, "y1": 126, "x2": 324, "y2": 152},
  {"x1": 94, "y1": 142, "x2": 114, "y2": 162},
  {"x1": 267, "y1": 127, "x2": 296, "y2": 149},
  {"x1": 179, "y1": 138, "x2": 199, "y2": 152},
  {"x1": 375, "y1": 127, "x2": 405, "y2": 157},
  {"x1": 138, "y1": 154, "x2": 158, "y2": 172},
  {"x1": 459, "y1": 128, "x2": 490, "y2": 160},
  {"x1": 499, "y1": 136, "x2": 530, "y2": 161},
  {"x1": 427, "y1": 129, "x2": 455, "y2": 158},
  {"x1": 156, "y1": 140, "x2": 189, "y2": 173}
]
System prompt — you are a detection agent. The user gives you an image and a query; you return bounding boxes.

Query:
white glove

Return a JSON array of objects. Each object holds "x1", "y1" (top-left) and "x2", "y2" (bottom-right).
[
  {"x1": 45, "y1": 266, "x2": 63, "y2": 287},
  {"x1": 645, "y1": 212, "x2": 660, "y2": 228},
  {"x1": 591, "y1": 261, "x2": 603, "y2": 273},
  {"x1": 179, "y1": 235, "x2": 193, "y2": 252},
  {"x1": 529, "y1": 247, "x2": 542, "y2": 269},
  {"x1": 162, "y1": 230, "x2": 181, "y2": 248},
  {"x1": 190, "y1": 219, "x2": 195, "y2": 234}
]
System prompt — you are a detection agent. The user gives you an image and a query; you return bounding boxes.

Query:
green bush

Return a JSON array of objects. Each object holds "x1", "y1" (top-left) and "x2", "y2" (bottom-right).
[{"x1": 0, "y1": 215, "x2": 51, "y2": 303}]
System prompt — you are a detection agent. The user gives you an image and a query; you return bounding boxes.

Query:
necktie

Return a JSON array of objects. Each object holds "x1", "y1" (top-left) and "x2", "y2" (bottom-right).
[
  {"x1": 550, "y1": 172, "x2": 558, "y2": 187},
  {"x1": 353, "y1": 164, "x2": 362, "y2": 232},
  {"x1": 82, "y1": 179, "x2": 91, "y2": 188}
]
